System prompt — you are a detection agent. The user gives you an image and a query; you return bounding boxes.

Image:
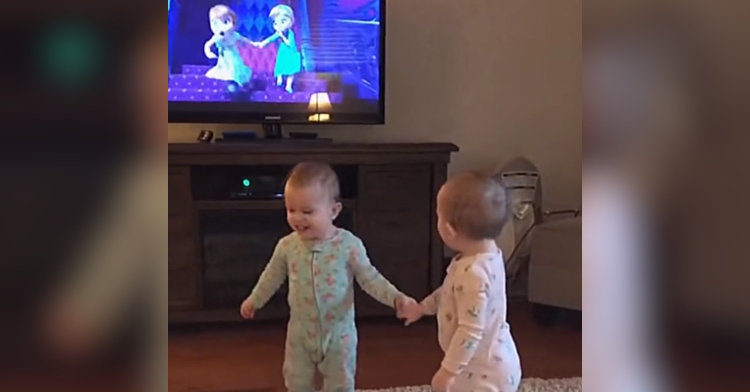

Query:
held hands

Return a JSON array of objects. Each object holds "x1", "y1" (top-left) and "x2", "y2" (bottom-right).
[
  {"x1": 431, "y1": 367, "x2": 457, "y2": 392},
  {"x1": 240, "y1": 298, "x2": 256, "y2": 319},
  {"x1": 395, "y1": 295, "x2": 423, "y2": 325}
]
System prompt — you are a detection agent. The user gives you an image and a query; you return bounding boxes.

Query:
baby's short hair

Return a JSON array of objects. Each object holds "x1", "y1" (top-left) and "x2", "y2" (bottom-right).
[
  {"x1": 440, "y1": 171, "x2": 509, "y2": 240},
  {"x1": 286, "y1": 162, "x2": 340, "y2": 201}
]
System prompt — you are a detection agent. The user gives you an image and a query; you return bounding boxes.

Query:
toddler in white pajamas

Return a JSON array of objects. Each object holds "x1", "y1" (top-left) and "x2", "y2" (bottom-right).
[{"x1": 400, "y1": 171, "x2": 522, "y2": 392}]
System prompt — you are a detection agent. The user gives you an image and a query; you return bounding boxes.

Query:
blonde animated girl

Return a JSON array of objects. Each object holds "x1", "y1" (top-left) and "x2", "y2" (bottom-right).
[
  {"x1": 252, "y1": 4, "x2": 301, "y2": 93},
  {"x1": 204, "y1": 4, "x2": 253, "y2": 89}
]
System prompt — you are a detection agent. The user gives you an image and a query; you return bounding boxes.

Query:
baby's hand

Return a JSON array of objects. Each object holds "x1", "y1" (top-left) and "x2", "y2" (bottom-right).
[
  {"x1": 395, "y1": 295, "x2": 423, "y2": 326},
  {"x1": 240, "y1": 299, "x2": 256, "y2": 319},
  {"x1": 205, "y1": 49, "x2": 217, "y2": 59},
  {"x1": 431, "y1": 367, "x2": 457, "y2": 392}
]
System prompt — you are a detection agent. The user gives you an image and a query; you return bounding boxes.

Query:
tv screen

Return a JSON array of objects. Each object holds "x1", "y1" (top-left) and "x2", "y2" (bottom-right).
[{"x1": 168, "y1": 0, "x2": 385, "y2": 124}]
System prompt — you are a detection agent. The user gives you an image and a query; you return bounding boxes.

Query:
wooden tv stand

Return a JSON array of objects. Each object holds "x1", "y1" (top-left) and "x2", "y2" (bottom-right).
[{"x1": 168, "y1": 142, "x2": 458, "y2": 323}]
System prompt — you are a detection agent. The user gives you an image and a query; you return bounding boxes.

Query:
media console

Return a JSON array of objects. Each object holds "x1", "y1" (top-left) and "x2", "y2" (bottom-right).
[{"x1": 168, "y1": 142, "x2": 459, "y2": 323}]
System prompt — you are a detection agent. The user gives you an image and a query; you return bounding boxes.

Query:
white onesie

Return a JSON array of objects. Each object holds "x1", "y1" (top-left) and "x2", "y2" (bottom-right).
[{"x1": 422, "y1": 251, "x2": 522, "y2": 392}]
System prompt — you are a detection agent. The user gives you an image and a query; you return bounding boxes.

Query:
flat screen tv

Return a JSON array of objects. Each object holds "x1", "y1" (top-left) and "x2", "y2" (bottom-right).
[{"x1": 168, "y1": 0, "x2": 386, "y2": 125}]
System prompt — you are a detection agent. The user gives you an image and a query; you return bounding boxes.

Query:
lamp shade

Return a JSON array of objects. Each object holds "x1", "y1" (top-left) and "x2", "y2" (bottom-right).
[{"x1": 308, "y1": 92, "x2": 332, "y2": 112}]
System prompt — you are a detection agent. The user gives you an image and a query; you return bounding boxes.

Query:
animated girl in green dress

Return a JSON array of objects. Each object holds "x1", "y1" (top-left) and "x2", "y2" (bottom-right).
[
  {"x1": 204, "y1": 4, "x2": 254, "y2": 91},
  {"x1": 252, "y1": 5, "x2": 302, "y2": 93}
]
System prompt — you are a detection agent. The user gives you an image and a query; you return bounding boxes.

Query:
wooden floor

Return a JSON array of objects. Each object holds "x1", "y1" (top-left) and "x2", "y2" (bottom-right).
[{"x1": 168, "y1": 301, "x2": 582, "y2": 392}]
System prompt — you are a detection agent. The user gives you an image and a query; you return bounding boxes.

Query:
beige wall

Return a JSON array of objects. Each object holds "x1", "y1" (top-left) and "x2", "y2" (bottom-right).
[{"x1": 168, "y1": 0, "x2": 582, "y2": 209}]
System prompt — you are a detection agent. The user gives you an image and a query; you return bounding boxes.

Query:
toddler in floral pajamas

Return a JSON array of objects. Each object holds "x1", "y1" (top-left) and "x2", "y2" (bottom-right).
[
  {"x1": 240, "y1": 162, "x2": 415, "y2": 392},
  {"x1": 400, "y1": 171, "x2": 523, "y2": 392}
]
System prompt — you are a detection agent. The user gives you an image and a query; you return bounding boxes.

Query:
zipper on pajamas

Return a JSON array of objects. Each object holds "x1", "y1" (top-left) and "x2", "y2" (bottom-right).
[{"x1": 310, "y1": 251, "x2": 323, "y2": 356}]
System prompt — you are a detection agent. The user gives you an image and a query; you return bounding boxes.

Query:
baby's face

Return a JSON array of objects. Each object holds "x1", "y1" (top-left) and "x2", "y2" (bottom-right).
[
  {"x1": 436, "y1": 186, "x2": 454, "y2": 246},
  {"x1": 436, "y1": 184, "x2": 462, "y2": 251},
  {"x1": 284, "y1": 183, "x2": 338, "y2": 241}
]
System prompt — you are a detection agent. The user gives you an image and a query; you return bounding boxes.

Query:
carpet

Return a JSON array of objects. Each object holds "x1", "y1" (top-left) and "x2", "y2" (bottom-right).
[{"x1": 356, "y1": 378, "x2": 582, "y2": 392}]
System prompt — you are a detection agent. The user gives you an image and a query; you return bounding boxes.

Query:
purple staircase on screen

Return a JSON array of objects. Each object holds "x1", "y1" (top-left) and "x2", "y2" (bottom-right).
[{"x1": 169, "y1": 65, "x2": 342, "y2": 103}]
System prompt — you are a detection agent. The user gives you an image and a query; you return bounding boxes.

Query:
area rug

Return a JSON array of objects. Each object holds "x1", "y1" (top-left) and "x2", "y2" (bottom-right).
[{"x1": 356, "y1": 377, "x2": 582, "y2": 392}]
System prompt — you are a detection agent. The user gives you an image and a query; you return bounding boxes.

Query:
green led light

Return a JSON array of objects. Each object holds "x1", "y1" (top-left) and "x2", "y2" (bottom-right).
[
  {"x1": 38, "y1": 22, "x2": 102, "y2": 89},
  {"x1": 242, "y1": 179, "x2": 251, "y2": 187}
]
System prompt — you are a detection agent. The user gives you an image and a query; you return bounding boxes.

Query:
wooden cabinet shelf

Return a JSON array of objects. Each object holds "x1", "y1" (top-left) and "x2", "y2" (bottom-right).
[
  {"x1": 168, "y1": 142, "x2": 457, "y2": 323},
  {"x1": 192, "y1": 199, "x2": 357, "y2": 211}
]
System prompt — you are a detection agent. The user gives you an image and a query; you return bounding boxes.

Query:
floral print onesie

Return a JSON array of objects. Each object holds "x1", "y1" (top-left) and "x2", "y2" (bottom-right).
[
  {"x1": 421, "y1": 251, "x2": 522, "y2": 392},
  {"x1": 247, "y1": 228, "x2": 404, "y2": 392}
]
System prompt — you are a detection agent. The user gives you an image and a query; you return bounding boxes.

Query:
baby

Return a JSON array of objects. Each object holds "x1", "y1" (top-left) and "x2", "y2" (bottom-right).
[
  {"x1": 240, "y1": 162, "x2": 416, "y2": 392},
  {"x1": 400, "y1": 171, "x2": 523, "y2": 392}
]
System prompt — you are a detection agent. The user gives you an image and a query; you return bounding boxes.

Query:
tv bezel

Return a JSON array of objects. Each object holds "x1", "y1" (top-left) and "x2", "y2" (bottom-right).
[{"x1": 168, "y1": 0, "x2": 387, "y2": 125}]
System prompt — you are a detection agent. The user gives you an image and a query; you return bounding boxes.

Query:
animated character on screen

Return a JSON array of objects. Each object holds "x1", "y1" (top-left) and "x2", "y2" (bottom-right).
[
  {"x1": 204, "y1": 5, "x2": 254, "y2": 91},
  {"x1": 251, "y1": 4, "x2": 302, "y2": 94}
]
